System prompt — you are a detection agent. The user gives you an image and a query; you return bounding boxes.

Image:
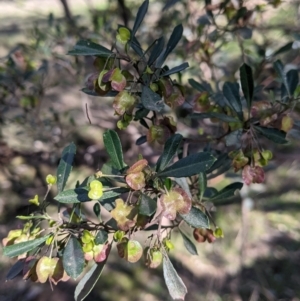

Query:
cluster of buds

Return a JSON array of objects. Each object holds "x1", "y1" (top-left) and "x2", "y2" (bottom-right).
[
  {"x1": 251, "y1": 101, "x2": 293, "y2": 132},
  {"x1": 80, "y1": 230, "x2": 110, "y2": 263},
  {"x1": 229, "y1": 148, "x2": 273, "y2": 185},
  {"x1": 147, "y1": 116, "x2": 177, "y2": 147},
  {"x1": 193, "y1": 227, "x2": 223, "y2": 243}
]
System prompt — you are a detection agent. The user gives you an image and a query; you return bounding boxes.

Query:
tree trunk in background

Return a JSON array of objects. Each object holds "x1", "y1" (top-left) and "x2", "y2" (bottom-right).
[{"x1": 60, "y1": 0, "x2": 75, "y2": 26}]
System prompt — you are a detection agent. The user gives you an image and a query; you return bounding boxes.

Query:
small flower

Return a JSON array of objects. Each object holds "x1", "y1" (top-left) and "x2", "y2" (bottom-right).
[
  {"x1": 242, "y1": 165, "x2": 265, "y2": 185},
  {"x1": 160, "y1": 188, "x2": 192, "y2": 220},
  {"x1": 46, "y1": 174, "x2": 57, "y2": 185},
  {"x1": 116, "y1": 27, "x2": 131, "y2": 44},
  {"x1": 113, "y1": 91, "x2": 136, "y2": 116},
  {"x1": 29, "y1": 195, "x2": 40, "y2": 206},
  {"x1": 111, "y1": 198, "x2": 137, "y2": 231}
]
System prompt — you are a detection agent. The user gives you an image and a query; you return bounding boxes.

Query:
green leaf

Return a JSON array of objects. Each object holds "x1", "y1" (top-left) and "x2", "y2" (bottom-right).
[
  {"x1": 272, "y1": 41, "x2": 293, "y2": 57},
  {"x1": 206, "y1": 153, "x2": 230, "y2": 174},
  {"x1": 198, "y1": 172, "x2": 207, "y2": 199},
  {"x1": 103, "y1": 130, "x2": 126, "y2": 170},
  {"x1": 93, "y1": 203, "x2": 101, "y2": 218},
  {"x1": 190, "y1": 112, "x2": 238, "y2": 123},
  {"x1": 287, "y1": 69, "x2": 299, "y2": 96},
  {"x1": 134, "y1": 107, "x2": 150, "y2": 120},
  {"x1": 211, "y1": 182, "x2": 243, "y2": 201},
  {"x1": 223, "y1": 82, "x2": 243, "y2": 121},
  {"x1": 16, "y1": 215, "x2": 45, "y2": 220},
  {"x1": 130, "y1": 36, "x2": 144, "y2": 57},
  {"x1": 63, "y1": 237, "x2": 85, "y2": 280},
  {"x1": 179, "y1": 230, "x2": 198, "y2": 255},
  {"x1": 141, "y1": 86, "x2": 164, "y2": 112},
  {"x1": 94, "y1": 230, "x2": 108, "y2": 245},
  {"x1": 156, "y1": 24, "x2": 183, "y2": 68},
  {"x1": 3, "y1": 235, "x2": 50, "y2": 258},
  {"x1": 156, "y1": 134, "x2": 183, "y2": 172},
  {"x1": 6, "y1": 259, "x2": 25, "y2": 280},
  {"x1": 240, "y1": 63, "x2": 254, "y2": 110},
  {"x1": 99, "y1": 187, "x2": 130, "y2": 201},
  {"x1": 136, "y1": 135, "x2": 147, "y2": 145},
  {"x1": 163, "y1": 24, "x2": 183, "y2": 62},
  {"x1": 188, "y1": 78, "x2": 208, "y2": 92},
  {"x1": 132, "y1": 0, "x2": 149, "y2": 36},
  {"x1": 254, "y1": 126, "x2": 288, "y2": 144},
  {"x1": 55, "y1": 187, "x2": 129, "y2": 204},
  {"x1": 148, "y1": 37, "x2": 165, "y2": 66},
  {"x1": 68, "y1": 40, "x2": 113, "y2": 57},
  {"x1": 139, "y1": 194, "x2": 157, "y2": 216},
  {"x1": 274, "y1": 60, "x2": 290, "y2": 98},
  {"x1": 56, "y1": 142, "x2": 76, "y2": 193},
  {"x1": 161, "y1": 62, "x2": 189, "y2": 77},
  {"x1": 74, "y1": 252, "x2": 109, "y2": 301},
  {"x1": 157, "y1": 152, "x2": 216, "y2": 178},
  {"x1": 163, "y1": 255, "x2": 187, "y2": 300},
  {"x1": 180, "y1": 206, "x2": 209, "y2": 228},
  {"x1": 55, "y1": 188, "x2": 88, "y2": 203}
]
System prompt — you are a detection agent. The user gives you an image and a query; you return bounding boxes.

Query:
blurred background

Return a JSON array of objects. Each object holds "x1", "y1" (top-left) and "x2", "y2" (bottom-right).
[{"x1": 0, "y1": 0, "x2": 300, "y2": 300}]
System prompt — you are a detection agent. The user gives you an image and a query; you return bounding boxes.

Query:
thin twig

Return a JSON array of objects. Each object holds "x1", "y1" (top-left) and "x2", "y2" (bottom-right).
[{"x1": 85, "y1": 103, "x2": 92, "y2": 125}]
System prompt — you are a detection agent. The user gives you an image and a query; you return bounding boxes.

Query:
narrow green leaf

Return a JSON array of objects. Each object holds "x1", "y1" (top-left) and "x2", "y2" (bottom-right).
[
  {"x1": 272, "y1": 41, "x2": 293, "y2": 57},
  {"x1": 74, "y1": 255, "x2": 109, "y2": 301},
  {"x1": 99, "y1": 188, "x2": 130, "y2": 200},
  {"x1": 190, "y1": 112, "x2": 238, "y2": 123},
  {"x1": 55, "y1": 187, "x2": 129, "y2": 204},
  {"x1": 94, "y1": 230, "x2": 108, "y2": 245},
  {"x1": 254, "y1": 126, "x2": 288, "y2": 144},
  {"x1": 161, "y1": 62, "x2": 189, "y2": 77},
  {"x1": 16, "y1": 215, "x2": 45, "y2": 220},
  {"x1": 130, "y1": 36, "x2": 144, "y2": 57},
  {"x1": 63, "y1": 237, "x2": 85, "y2": 280},
  {"x1": 163, "y1": 255, "x2": 187, "y2": 300},
  {"x1": 139, "y1": 194, "x2": 157, "y2": 216},
  {"x1": 287, "y1": 69, "x2": 299, "y2": 96},
  {"x1": 6, "y1": 259, "x2": 26, "y2": 280},
  {"x1": 240, "y1": 63, "x2": 254, "y2": 110},
  {"x1": 134, "y1": 107, "x2": 150, "y2": 120},
  {"x1": 148, "y1": 37, "x2": 165, "y2": 66},
  {"x1": 206, "y1": 153, "x2": 230, "y2": 174},
  {"x1": 55, "y1": 188, "x2": 88, "y2": 203},
  {"x1": 157, "y1": 152, "x2": 216, "y2": 178},
  {"x1": 188, "y1": 78, "x2": 208, "y2": 92},
  {"x1": 179, "y1": 230, "x2": 198, "y2": 255},
  {"x1": 223, "y1": 82, "x2": 243, "y2": 121},
  {"x1": 211, "y1": 182, "x2": 243, "y2": 201},
  {"x1": 57, "y1": 142, "x2": 76, "y2": 193},
  {"x1": 3, "y1": 236, "x2": 49, "y2": 258},
  {"x1": 68, "y1": 40, "x2": 113, "y2": 57},
  {"x1": 180, "y1": 206, "x2": 209, "y2": 228},
  {"x1": 163, "y1": 24, "x2": 183, "y2": 62},
  {"x1": 141, "y1": 86, "x2": 164, "y2": 112},
  {"x1": 93, "y1": 203, "x2": 101, "y2": 218},
  {"x1": 198, "y1": 172, "x2": 207, "y2": 199},
  {"x1": 136, "y1": 135, "x2": 147, "y2": 145},
  {"x1": 132, "y1": 0, "x2": 149, "y2": 36},
  {"x1": 156, "y1": 134, "x2": 183, "y2": 172},
  {"x1": 156, "y1": 24, "x2": 183, "y2": 68},
  {"x1": 103, "y1": 130, "x2": 126, "y2": 170},
  {"x1": 274, "y1": 60, "x2": 290, "y2": 98}
]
